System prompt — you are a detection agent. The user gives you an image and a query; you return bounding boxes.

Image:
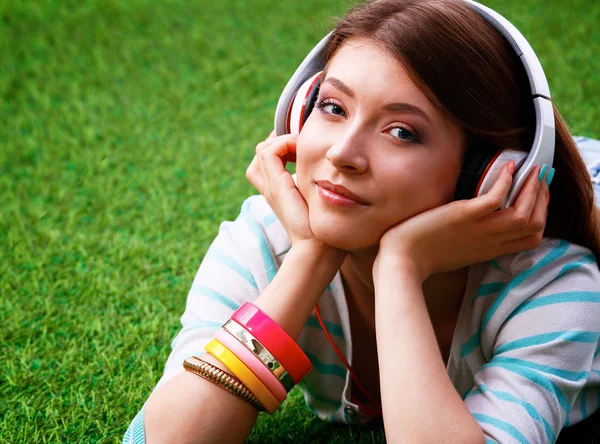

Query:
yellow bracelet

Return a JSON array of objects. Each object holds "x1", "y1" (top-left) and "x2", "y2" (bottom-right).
[{"x1": 205, "y1": 339, "x2": 280, "y2": 414}]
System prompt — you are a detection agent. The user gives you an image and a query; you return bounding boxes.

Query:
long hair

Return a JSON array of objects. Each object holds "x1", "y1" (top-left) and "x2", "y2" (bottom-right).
[{"x1": 322, "y1": 0, "x2": 600, "y2": 261}]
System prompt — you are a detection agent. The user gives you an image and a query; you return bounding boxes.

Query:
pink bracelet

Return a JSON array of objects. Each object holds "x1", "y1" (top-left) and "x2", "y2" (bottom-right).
[
  {"x1": 231, "y1": 302, "x2": 312, "y2": 383},
  {"x1": 214, "y1": 329, "x2": 287, "y2": 403}
]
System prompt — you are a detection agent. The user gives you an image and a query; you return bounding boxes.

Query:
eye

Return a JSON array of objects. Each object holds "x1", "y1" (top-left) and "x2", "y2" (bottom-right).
[
  {"x1": 388, "y1": 125, "x2": 421, "y2": 144},
  {"x1": 315, "y1": 98, "x2": 346, "y2": 117}
]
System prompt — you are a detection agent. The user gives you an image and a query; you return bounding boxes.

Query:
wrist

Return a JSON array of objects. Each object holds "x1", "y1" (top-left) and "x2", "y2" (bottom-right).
[
  {"x1": 291, "y1": 239, "x2": 347, "y2": 269},
  {"x1": 373, "y1": 251, "x2": 427, "y2": 284}
]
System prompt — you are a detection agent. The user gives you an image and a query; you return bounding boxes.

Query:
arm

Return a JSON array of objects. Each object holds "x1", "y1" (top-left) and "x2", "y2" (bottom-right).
[
  {"x1": 369, "y1": 163, "x2": 555, "y2": 443},
  {"x1": 143, "y1": 241, "x2": 345, "y2": 444},
  {"x1": 373, "y1": 257, "x2": 486, "y2": 444},
  {"x1": 124, "y1": 132, "x2": 343, "y2": 443}
]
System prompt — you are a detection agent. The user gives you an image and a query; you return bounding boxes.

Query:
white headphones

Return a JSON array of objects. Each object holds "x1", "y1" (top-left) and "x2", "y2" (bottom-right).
[{"x1": 273, "y1": 0, "x2": 555, "y2": 209}]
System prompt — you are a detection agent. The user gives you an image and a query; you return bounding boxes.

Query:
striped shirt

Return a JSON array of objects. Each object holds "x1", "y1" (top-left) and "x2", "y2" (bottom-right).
[{"x1": 124, "y1": 137, "x2": 600, "y2": 444}]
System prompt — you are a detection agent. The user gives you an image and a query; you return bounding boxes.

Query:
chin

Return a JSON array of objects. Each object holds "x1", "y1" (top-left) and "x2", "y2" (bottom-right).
[{"x1": 309, "y1": 212, "x2": 380, "y2": 251}]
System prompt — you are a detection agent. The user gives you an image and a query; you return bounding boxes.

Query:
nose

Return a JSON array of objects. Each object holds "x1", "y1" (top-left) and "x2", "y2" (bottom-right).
[{"x1": 325, "y1": 128, "x2": 368, "y2": 174}]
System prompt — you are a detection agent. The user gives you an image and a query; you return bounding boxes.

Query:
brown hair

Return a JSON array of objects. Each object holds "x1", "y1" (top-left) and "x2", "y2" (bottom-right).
[{"x1": 322, "y1": 0, "x2": 600, "y2": 262}]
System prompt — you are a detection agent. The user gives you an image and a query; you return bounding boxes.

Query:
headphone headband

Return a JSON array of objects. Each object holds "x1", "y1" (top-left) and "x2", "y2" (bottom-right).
[{"x1": 274, "y1": 0, "x2": 555, "y2": 209}]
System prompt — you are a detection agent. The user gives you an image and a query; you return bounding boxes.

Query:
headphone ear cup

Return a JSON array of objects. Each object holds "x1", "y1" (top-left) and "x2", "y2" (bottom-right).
[
  {"x1": 454, "y1": 144, "x2": 502, "y2": 201},
  {"x1": 454, "y1": 144, "x2": 529, "y2": 202},
  {"x1": 287, "y1": 72, "x2": 322, "y2": 134}
]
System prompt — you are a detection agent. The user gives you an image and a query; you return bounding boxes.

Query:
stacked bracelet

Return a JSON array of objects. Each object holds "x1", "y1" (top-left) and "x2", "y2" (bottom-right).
[
  {"x1": 183, "y1": 356, "x2": 265, "y2": 412},
  {"x1": 214, "y1": 329, "x2": 288, "y2": 403},
  {"x1": 205, "y1": 339, "x2": 280, "y2": 414},
  {"x1": 231, "y1": 302, "x2": 313, "y2": 383},
  {"x1": 222, "y1": 319, "x2": 295, "y2": 392},
  {"x1": 184, "y1": 302, "x2": 313, "y2": 416}
]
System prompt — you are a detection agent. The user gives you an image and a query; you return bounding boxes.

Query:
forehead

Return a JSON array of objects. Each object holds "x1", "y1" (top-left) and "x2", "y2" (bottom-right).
[{"x1": 324, "y1": 38, "x2": 426, "y2": 102}]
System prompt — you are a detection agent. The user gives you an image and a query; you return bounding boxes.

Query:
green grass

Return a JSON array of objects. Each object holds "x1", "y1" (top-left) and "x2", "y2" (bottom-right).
[{"x1": 1, "y1": 0, "x2": 598, "y2": 442}]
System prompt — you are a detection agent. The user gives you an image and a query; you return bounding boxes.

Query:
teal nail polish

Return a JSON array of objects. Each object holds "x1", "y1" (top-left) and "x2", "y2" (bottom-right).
[
  {"x1": 546, "y1": 168, "x2": 555, "y2": 186},
  {"x1": 538, "y1": 164, "x2": 548, "y2": 182}
]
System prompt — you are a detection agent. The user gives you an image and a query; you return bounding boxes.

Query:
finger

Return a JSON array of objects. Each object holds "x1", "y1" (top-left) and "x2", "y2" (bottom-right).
[
  {"x1": 465, "y1": 161, "x2": 514, "y2": 219},
  {"x1": 259, "y1": 137, "x2": 298, "y2": 186},
  {"x1": 255, "y1": 137, "x2": 294, "y2": 199},
  {"x1": 496, "y1": 230, "x2": 544, "y2": 256},
  {"x1": 268, "y1": 130, "x2": 277, "y2": 140},
  {"x1": 246, "y1": 155, "x2": 265, "y2": 193},
  {"x1": 478, "y1": 165, "x2": 542, "y2": 234},
  {"x1": 497, "y1": 177, "x2": 548, "y2": 242},
  {"x1": 256, "y1": 134, "x2": 297, "y2": 160}
]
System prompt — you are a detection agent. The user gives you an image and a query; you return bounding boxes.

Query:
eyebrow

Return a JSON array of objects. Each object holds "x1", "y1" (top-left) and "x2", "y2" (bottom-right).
[{"x1": 321, "y1": 76, "x2": 432, "y2": 125}]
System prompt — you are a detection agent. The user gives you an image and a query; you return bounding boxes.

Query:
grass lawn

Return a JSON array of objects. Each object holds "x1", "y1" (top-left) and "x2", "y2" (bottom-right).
[{"x1": 1, "y1": 0, "x2": 599, "y2": 442}]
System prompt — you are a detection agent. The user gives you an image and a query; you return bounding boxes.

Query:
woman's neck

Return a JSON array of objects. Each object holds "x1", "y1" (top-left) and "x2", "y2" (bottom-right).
[{"x1": 340, "y1": 248, "x2": 470, "y2": 332}]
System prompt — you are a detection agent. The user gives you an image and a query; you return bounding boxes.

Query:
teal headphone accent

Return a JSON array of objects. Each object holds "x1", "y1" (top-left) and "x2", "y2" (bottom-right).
[{"x1": 273, "y1": 0, "x2": 555, "y2": 209}]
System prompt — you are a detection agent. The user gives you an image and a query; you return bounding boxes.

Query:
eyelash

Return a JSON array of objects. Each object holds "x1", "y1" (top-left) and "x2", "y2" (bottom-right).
[{"x1": 314, "y1": 98, "x2": 422, "y2": 144}]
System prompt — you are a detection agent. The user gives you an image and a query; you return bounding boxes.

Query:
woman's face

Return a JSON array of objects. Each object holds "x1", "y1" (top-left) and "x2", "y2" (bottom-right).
[{"x1": 296, "y1": 37, "x2": 466, "y2": 251}]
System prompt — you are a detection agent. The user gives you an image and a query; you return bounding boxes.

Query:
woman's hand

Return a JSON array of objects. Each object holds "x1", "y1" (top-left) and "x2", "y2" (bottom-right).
[
  {"x1": 374, "y1": 161, "x2": 550, "y2": 282},
  {"x1": 246, "y1": 132, "x2": 345, "y2": 263}
]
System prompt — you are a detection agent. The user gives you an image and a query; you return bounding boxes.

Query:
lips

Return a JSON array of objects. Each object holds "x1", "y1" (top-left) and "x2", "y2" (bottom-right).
[{"x1": 315, "y1": 180, "x2": 369, "y2": 205}]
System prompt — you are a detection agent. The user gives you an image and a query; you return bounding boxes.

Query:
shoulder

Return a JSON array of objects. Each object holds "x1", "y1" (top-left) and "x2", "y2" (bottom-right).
[
  {"x1": 485, "y1": 237, "x2": 598, "y2": 292},
  {"x1": 474, "y1": 237, "x2": 599, "y2": 326},
  {"x1": 471, "y1": 237, "x2": 600, "y2": 361}
]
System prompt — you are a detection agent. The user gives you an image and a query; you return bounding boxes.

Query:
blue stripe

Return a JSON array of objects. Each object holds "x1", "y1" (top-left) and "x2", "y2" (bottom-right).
[
  {"x1": 462, "y1": 386, "x2": 475, "y2": 400},
  {"x1": 483, "y1": 240, "x2": 569, "y2": 329},
  {"x1": 123, "y1": 406, "x2": 146, "y2": 444},
  {"x1": 471, "y1": 282, "x2": 506, "y2": 306},
  {"x1": 494, "y1": 331, "x2": 600, "y2": 355},
  {"x1": 482, "y1": 360, "x2": 571, "y2": 414},
  {"x1": 276, "y1": 246, "x2": 291, "y2": 257},
  {"x1": 196, "y1": 285, "x2": 240, "y2": 310},
  {"x1": 594, "y1": 342, "x2": 600, "y2": 358},
  {"x1": 580, "y1": 388, "x2": 588, "y2": 419},
  {"x1": 241, "y1": 199, "x2": 277, "y2": 283},
  {"x1": 263, "y1": 212, "x2": 278, "y2": 227},
  {"x1": 557, "y1": 254, "x2": 597, "y2": 277},
  {"x1": 506, "y1": 291, "x2": 600, "y2": 323},
  {"x1": 305, "y1": 352, "x2": 347, "y2": 379},
  {"x1": 123, "y1": 426, "x2": 130, "y2": 443},
  {"x1": 487, "y1": 259, "x2": 505, "y2": 272},
  {"x1": 205, "y1": 247, "x2": 257, "y2": 289},
  {"x1": 473, "y1": 413, "x2": 530, "y2": 444},
  {"x1": 485, "y1": 439, "x2": 499, "y2": 444},
  {"x1": 180, "y1": 316, "x2": 224, "y2": 330},
  {"x1": 492, "y1": 356, "x2": 588, "y2": 381},
  {"x1": 461, "y1": 331, "x2": 481, "y2": 357},
  {"x1": 463, "y1": 241, "x2": 570, "y2": 356},
  {"x1": 171, "y1": 318, "x2": 224, "y2": 349},
  {"x1": 304, "y1": 316, "x2": 345, "y2": 340},
  {"x1": 466, "y1": 383, "x2": 556, "y2": 442}
]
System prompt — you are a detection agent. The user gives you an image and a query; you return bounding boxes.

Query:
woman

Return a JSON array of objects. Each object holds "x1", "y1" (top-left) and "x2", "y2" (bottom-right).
[{"x1": 124, "y1": 0, "x2": 600, "y2": 442}]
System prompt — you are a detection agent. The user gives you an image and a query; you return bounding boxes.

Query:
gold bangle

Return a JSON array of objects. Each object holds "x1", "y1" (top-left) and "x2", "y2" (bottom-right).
[
  {"x1": 205, "y1": 339, "x2": 280, "y2": 414},
  {"x1": 183, "y1": 356, "x2": 265, "y2": 412},
  {"x1": 222, "y1": 319, "x2": 295, "y2": 392}
]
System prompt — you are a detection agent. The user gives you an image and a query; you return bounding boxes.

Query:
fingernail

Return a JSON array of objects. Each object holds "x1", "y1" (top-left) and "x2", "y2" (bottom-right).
[
  {"x1": 538, "y1": 164, "x2": 548, "y2": 182},
  {"x1": 508, "y1": 160, "x2": 515, "y2": 174},
  {"x1": 546, "y1": 168, "x2": 555, "y2": 186}
]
